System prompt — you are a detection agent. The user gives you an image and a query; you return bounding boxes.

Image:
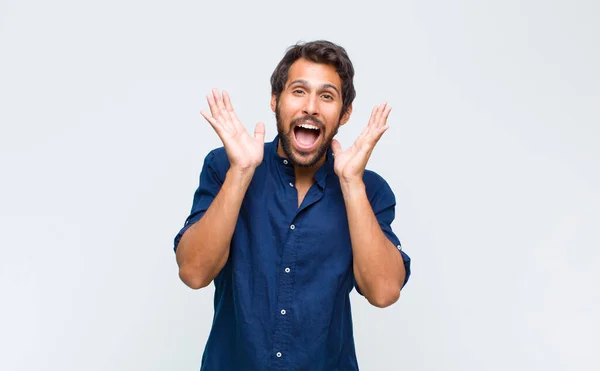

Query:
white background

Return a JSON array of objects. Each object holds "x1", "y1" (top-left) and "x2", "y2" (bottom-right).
[{"x1": 1, "y1": 0, "x2": 598, "y2": 370}]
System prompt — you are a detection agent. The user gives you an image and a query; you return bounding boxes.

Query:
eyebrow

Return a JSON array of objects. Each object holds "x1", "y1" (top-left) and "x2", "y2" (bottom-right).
[{"x1": 288, "y1": 79, "x2": 341, "y2": 96}]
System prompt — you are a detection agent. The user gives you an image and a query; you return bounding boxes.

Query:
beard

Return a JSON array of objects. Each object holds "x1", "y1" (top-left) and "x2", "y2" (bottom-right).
[{"x1": 276, "y1": 104, "x2": 340, "y2": 168}]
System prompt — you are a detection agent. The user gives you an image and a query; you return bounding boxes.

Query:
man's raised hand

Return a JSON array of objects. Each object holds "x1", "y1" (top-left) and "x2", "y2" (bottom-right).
[
  {"x1": 201, "y1": 89, "x2": 265, "y2": 172},
  {"x1": 331, "y1": 102, "x2": 392, "y2": 185}
]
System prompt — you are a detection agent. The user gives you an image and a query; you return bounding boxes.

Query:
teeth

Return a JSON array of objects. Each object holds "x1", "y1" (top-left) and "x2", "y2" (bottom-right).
[{"x1": 298, "y1": 124, "x2": 319, "y2": 130}]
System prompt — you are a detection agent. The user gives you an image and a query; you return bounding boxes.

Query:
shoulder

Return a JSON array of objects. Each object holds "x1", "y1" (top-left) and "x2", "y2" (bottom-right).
[
  {"x1": 205, "y1": 146, "x2": 228, "y2": 162},
  {"x1": 202, "y1": 141, "x2": 273, "y2": 178},
  {"x1": 202, "y1": 146, "x2": 230, "y2": 180},
  {"x1": 361, "y1": 169, "x2": 397, "y2": 211},
  {"x1": 363, "y1": 169, "x2": 393, "y2": 196}
]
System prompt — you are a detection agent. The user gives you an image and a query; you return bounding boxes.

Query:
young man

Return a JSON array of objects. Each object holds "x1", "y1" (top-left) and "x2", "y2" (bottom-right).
[{"x1": 174, "y1": 40, "x2": 411, "y2": 370}]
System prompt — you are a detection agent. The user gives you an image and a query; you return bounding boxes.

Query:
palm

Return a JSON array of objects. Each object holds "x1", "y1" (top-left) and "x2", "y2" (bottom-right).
[
  {"x1": 332, "y1": 103, "x2": 392, "y2": 182},
  {"x1": 333, "y1": 142, "x2": 365, "y2": 178},
  {"x1": 201, "y1": 89, "x2": 265, "y2": 171}
]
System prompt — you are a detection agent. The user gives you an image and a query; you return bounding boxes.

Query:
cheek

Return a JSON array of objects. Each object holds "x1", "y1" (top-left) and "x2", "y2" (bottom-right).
[
  {"x1": 287, "y1": 98, "x2": 305, "y2": 111},
  {"x1": 280, "y1": 102, "x2": 304, "y2": 119},
  {"x1": 323, "y1": 106, "x2": 343, "y2": 123}
]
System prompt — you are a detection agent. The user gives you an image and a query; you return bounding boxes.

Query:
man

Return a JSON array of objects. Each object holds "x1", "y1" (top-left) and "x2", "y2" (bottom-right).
[{"x1": 174, "y1": 40, "x2": 411, "y2": 370}]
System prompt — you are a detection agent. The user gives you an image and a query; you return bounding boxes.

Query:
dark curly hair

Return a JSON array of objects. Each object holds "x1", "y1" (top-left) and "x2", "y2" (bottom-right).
[{"x1": 270, "y1": 40, "x2": 356, "y2": 117}]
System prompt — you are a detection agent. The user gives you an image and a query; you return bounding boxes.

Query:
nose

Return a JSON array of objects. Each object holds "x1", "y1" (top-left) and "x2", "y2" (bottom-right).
[{"x1": 302, "y1": 94, "x2": 319, "y2": 116}]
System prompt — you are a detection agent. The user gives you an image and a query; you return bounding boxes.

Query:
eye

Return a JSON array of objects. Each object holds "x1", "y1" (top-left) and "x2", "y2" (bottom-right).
[
  {"x1": 321, "y1": 93, "x2": 334, "y2": 100},
  {"x1": 292, "y1": 88, "x2": 305, "y2": 95}
]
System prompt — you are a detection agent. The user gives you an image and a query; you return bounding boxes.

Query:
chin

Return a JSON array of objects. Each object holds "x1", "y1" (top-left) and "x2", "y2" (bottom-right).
[
  {"x1": 289, "y1": 140, "x2": 330, "y2": 168},
  {"x1": 291, "y1": 152, "x2": 321, "y2": 168}
]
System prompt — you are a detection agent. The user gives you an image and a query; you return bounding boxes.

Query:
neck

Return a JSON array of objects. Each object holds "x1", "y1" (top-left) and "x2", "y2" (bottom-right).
[{"x1": 293, "y1": 159, "x2": 324, "y2": 183}]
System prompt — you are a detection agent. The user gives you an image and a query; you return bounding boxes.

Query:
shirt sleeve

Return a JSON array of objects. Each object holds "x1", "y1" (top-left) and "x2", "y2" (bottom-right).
[
  {"x1": 353, "y1": 175, "x2": 412, "y2": 296},
  {"x1": 173, "y1": 150, "x2": 224, "y2": 252}
]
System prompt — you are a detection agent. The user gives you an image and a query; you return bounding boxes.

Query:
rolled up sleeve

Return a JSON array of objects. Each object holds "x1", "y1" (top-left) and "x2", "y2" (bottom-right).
[
  {"x1": 173, "y1": 150, "x2": 224, "y2": 252},
  {"x1": 353, "y1": 173, "x2": 412, "y2": 295}
]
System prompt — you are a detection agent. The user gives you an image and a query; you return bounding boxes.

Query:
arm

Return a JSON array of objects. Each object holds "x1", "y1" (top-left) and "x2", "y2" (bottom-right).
[
  {"x1": 331, "y1": 102, "x2": 405, "y2": 308},
  {"x1": 176, "y1": 167, "x2": 254, "y2": 289},
  {"x1": 176, "y1": 89, "x2": 265, "y2": 289},
  {"x1": 341, "y1": 181, "x2": 405, "y2": 307}
]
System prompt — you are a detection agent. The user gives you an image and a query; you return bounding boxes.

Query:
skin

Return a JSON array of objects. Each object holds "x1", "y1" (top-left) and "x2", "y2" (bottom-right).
[
  {"x1": 272, "y1": 58, "x2": 350, "y2": 170},
  {"x1": 176, "y1": 58, "x2": 406, "y2": 308},
  {"x1": 271, "y1": 58, "x2": 350, "y2": 204}
]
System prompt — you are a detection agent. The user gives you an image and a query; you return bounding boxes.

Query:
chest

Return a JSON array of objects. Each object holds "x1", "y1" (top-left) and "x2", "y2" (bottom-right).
[
  {"x1": 236, "y1": 177, "x2": 353, "y2": 274},
  {"x1": 295, "y1": 183, "x2": 311, "y2": 208}
]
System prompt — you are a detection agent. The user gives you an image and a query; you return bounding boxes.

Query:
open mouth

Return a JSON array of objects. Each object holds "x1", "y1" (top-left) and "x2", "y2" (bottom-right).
[{"x1": 293, "y1": 122, "x2": 322, "y2": 151}]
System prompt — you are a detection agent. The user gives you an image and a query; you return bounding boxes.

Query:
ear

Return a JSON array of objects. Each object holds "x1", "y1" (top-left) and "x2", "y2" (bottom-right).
[
  {"x1": 339, "y1": 104, "x2": 353, "y2": 126},
  {"x1": 270, "y1": 94, "x2": 277, "y2": 113}
]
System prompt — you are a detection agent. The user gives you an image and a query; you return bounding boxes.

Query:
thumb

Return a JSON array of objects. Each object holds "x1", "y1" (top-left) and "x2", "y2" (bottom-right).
[
  {"x1": 254, "y1": 122, "x2": 265, "y2": 142},
  {"x1": 331, "y1": 139, "x2": 342, "y2": 157}
]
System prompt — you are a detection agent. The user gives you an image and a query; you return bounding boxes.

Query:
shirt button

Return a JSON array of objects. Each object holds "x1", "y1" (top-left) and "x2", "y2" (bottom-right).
[
  {"x1": 283, "y1": 159, "x2": 288, "y2": 165},
  {"x1": 289, "y1": 182, "x2": 294, "y2": 187},
  {"x1": 281, "y1": 309, "x2": 286, "y2": 315},
  {"x1": 397, "y1": 244, "x2": 402, "y2": 250},
  {"x1": 290, "y1": 224, "x2": 295, "y2": 230},
  {"x1": 284, "y1": 267, "x2": 291, "y2": 273},
  {"x1": 276, "y1": 352, "x2": 282, "y2": 358}
]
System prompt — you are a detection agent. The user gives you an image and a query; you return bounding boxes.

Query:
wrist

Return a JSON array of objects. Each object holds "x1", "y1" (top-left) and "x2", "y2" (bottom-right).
[
  {"x1": 225, "y1": 167, "x2": 255, "y2": 189},
  {"x1": 339, "y1": 178, "x2": 366, "y2": 197}
]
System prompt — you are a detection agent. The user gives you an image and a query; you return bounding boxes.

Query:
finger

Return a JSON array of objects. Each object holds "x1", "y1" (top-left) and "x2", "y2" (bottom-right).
[
  {"x1": 373, "y1": 105, "x2": 392, "y2": 132},
  {"x1": 362, "y1": 104, "x2": 389, "y2": 144},
  {"x1": 223, "y1": 90, "x2": 235, "y2": 113},
  {"x1": 200, "y1": 109, "x2": 223, "y2": 135},
  {"x1": 381, "y1": 105, "x2": 392, "y2": 124},
  {"x1": 254, "y1": 121, "x2": 265, "y2": 142},
  {"x1": 373, "y1": 102, "x2": 387, "y2": 126},
  {"x1": 206, "y1": 92, "x2": 223, "y2": 123},
  {"x1": 372, "y1": 124, "x2": 390, "y2": 144},
  {"x1": 212, "y1": 88, "x2": 232, "y2": 123},
  {"x1": 353, "y1": 117, "x2": 372, "y2": 148},
  {"x1": 223, "y1": 91, "x2": 242, "y2": 127},
  {"x1": 367, "y1": 105, "x2": 378, "y2": 127},
  {"x1": 383, "y1": 106, "x2": 392, "y2": 122},
  {"x1": 331, "y1": 138, "x2": 342, "y2": 157}
]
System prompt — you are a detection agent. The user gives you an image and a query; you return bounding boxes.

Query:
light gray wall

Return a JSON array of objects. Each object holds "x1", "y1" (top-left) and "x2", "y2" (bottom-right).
[{"x1": 1, "y1": 0, "x2": 598, "y2": 370}]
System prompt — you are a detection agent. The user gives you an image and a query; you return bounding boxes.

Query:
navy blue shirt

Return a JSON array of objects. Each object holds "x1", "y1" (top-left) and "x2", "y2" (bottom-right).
[{"x1": 174, "y1": 135, "x2": 411, "y2": 370}]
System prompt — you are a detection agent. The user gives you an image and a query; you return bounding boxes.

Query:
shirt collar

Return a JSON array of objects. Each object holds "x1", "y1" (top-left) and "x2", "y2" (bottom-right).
[{"x1": 269, "y1": 135, "x2": 334, "y2": 188}]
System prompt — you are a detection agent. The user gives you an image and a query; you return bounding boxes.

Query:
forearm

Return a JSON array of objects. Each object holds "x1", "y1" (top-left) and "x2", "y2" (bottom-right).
[
  {"x1": 342, "y1": 181, "x2": 405, "y2": 307},
  {"x1": 176, "y1": 168, "x2": 253, "y2": 289}
]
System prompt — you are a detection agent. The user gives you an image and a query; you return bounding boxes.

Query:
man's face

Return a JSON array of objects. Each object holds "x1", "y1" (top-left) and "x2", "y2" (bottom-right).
[{"x1": 271, "y1": 58, "x2": 352, "y2": 168}]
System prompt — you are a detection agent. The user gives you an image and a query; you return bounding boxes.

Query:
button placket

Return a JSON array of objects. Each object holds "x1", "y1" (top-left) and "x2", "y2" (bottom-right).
[{"x1": 273, "y1": 217, "x2": 299, "y2": 366}]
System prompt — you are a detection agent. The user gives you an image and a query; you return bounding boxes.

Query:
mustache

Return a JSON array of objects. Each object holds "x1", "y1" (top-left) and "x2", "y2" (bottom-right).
[{"x1": 290, "y1": 116, "x2": 325, "y2": 130}]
